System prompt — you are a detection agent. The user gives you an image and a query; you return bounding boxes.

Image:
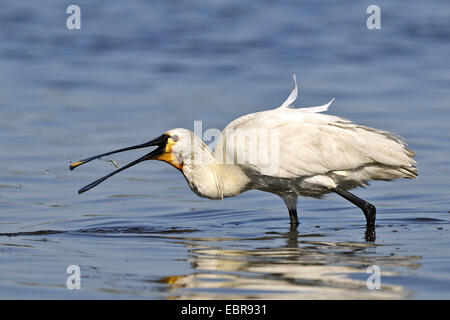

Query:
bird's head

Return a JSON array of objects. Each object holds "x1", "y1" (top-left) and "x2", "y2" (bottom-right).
[{"x1": 70, "y1": 128, "x2": 204, "y2": 194}]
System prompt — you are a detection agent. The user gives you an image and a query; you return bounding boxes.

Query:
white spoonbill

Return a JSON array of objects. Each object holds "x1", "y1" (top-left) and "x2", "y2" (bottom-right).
[{"x1": 70, "y1": 75, "x2": 417, "y2": 228}]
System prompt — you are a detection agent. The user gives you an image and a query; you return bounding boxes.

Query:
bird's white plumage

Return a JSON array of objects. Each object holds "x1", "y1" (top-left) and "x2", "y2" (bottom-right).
[{"x1": 167, "y1": 75, "x2": 417, "y2": 201}]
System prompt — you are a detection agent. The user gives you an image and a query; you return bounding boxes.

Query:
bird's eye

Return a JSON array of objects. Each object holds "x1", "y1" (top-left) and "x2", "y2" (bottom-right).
[{"x1": 172, "y1": 135, "x2": 179, "y2": 142}]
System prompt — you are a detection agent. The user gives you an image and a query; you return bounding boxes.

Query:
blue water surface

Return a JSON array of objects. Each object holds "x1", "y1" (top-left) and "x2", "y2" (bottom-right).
[{"x1": 0, "y1": 0, "x2": 449, "y2": 299}]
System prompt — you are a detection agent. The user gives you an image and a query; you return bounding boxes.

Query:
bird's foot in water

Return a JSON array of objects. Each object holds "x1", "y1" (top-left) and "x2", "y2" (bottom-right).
[
  {"x1": 364, "y1": 202, "x2": 376, "y2": 227},
  {"x1": 289, "y1": 221, "x2": 299, "y2": 232},
  {"x1": 365, "y1": 225, "x2": 376, "y2": 242}
]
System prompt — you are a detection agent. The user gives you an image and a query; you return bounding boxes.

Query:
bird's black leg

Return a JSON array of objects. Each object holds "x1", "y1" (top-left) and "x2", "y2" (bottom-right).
[
  {"x1": 332, "y1": 187, "x2": 376, "y2": 226},
  {"x1": 289, "y1": 207, "x2": 299, "y2": 230},
  {"x1": 280, "y1": 194, "x2": 299, "y2": 231}
]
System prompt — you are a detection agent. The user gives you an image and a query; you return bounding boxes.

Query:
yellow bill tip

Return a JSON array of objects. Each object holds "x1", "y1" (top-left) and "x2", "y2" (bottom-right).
[{"x1": 70, "y1": 161, "x2": 84, "y2": 171}]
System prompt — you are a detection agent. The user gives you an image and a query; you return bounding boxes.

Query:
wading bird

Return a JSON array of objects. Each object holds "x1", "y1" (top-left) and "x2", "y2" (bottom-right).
[{"x1": 70, "y1": 75, "x2": 417, "y2": 230}]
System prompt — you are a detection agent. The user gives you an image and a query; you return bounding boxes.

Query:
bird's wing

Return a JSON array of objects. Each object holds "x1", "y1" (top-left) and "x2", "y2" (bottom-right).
[{"x1": 214, "y1": 108, "x2": 415, "y2": 179}]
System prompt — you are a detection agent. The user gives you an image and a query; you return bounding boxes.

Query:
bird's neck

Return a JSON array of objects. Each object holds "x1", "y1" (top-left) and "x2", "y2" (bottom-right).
[{"x1": 181, "y1": 143, "x2": 251, "y2": 200}]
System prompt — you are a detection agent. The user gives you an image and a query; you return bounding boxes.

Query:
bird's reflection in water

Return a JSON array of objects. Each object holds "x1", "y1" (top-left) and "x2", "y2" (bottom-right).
[{"x1": 158, "y1": 227, "x2": 421, "y2": 299}]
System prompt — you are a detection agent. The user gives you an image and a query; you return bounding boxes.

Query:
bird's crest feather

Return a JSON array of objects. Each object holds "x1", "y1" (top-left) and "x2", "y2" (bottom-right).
[
  {"x1": 277, "y1": 74, "x2": 334, "y2": 113},
  {"x1": 301, "y1": 98, "x2": 335, "y2": 113},
  {"x1": 277, "y1": 74, "x2": 298, "y2": 109}
]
